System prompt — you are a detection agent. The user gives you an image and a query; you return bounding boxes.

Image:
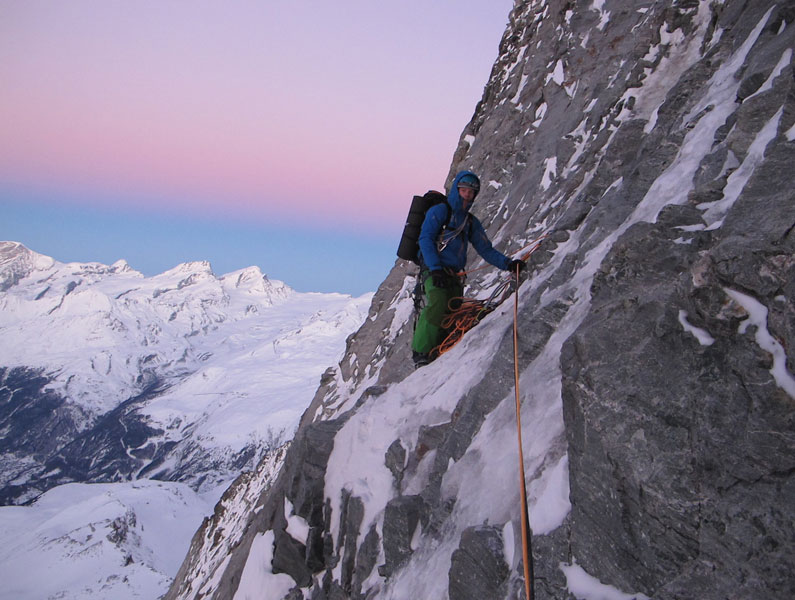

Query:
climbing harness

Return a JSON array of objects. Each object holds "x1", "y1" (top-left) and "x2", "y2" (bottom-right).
[{"x1": 512, "y1": 260, "x2": 535, "y2": 600}]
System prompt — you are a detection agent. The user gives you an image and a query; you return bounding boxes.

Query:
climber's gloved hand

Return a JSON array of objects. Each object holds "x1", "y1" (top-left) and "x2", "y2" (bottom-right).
[
  {"x1": 430, "y1": 270, "x2": 448, "y2": 288},
  {"x1": 508, "y1": 259, "x2": 526, "y2": 274}
]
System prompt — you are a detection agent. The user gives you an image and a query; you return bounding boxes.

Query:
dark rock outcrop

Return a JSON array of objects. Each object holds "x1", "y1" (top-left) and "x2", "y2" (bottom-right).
[{"x1": 448, "y1": 526, "x2": 511, "y2": 600}]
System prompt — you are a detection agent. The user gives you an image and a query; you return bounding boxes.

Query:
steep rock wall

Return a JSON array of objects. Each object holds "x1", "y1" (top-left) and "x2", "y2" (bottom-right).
[{"x1": 167, "y1": 1, "x2": 794, "y2": 598}]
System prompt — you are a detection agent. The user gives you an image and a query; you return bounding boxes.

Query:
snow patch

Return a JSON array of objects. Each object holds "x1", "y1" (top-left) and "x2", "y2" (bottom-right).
[
  {"x1": 534, "y1": 102, "x2": 548, "y2": 127},
  {"x1": 546, "y1": 60, "x2": 565, "y2": 87},
  {"x1": 699, "y1": 107, "x2": 783, "y2": 227},
  {"x1": 285, "y1": 497, "x2": 310, "y2": 543},
  {"x1": 528, "y1": 454, "x2": 571, "y2": 534},
  {"x1": 634, "y1": 4, "x2": 713, "y2": 126},
  {"x1": 512, "y1": 74, "x2": 530, "y2": 104},
  {"x1": 502, "y1": 521, "x2": 516, "y2": 568},
  {"x1": 591, "y1": 0, "x2": 610, "y2": 31},
  {"x1": 745, "y1": 48, "x2": 792, "y2": 101},
  {"x1": 541, "y1": 157, "x2": 558, "y2": 191},
  {"x1": 625, "y1": 7, "x2": 775, "y2": 228},
  {"x1": 603, "y1": 177, "x2": 623, "y2": 197},
  {"x1": 678, "y1": 310, "x2": 715, "y2": 346},
  {"x1": 725, "y1": 289, "x2": 795, "y2": 398},
  {"x1": 561, "y1": 561, "x2": 651, "y2": 600},
  {"x1": 564, "y1": 118, "x2": 591, "y2": 175},
  {"x1": 233, "y1": 530, "x2": 295, "y2": 600}
]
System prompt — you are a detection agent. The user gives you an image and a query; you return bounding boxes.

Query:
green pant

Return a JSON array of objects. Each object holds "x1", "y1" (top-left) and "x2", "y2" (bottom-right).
[{"x1": 411, "y1": 274, "x2": 463, "y2": 355}]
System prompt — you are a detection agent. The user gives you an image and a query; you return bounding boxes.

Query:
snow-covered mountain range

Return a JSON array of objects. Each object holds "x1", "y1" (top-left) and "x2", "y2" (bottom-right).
[
  {"x1": 0, "y1": 240, "x2": 372, "y2": 598},
  {"x1": 165, "y1": 1, "x2": 794, "y2": 599}
]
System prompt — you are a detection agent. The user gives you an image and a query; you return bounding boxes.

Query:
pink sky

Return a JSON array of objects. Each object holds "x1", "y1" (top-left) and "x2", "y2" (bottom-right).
[{"x1": 1, "y1": 1, "x2": 513, "y2": 232}]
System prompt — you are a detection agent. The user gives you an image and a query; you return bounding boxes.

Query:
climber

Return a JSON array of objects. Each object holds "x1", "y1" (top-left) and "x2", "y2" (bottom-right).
[{"x1": 411, "y1": 170, "x2": 524, "y2": 367}]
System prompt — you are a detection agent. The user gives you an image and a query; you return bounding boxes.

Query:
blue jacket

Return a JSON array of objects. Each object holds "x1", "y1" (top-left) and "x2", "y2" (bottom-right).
[{"x1": 418, "y1": 170, "x2": 511, "y2": 273}]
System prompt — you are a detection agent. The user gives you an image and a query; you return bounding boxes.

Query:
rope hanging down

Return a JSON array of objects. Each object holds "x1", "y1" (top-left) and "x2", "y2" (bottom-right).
[
  {"x1": 436, "y1": 262, "x2": 536, "y2": 596},
  {"x1": 512, "y1": 260, "x2": 534, "y2": 600},
  {"x1": 421, "y1": 234, "x2": 544, "y2": 594}
]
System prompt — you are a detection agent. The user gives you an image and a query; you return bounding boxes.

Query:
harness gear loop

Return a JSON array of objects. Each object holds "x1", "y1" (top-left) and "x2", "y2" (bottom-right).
[{"x1": 512, "y1": 261, "x2": 535, "y2": 600}]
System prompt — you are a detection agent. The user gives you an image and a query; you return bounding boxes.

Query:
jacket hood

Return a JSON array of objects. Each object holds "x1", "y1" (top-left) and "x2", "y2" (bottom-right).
[{"x1": 448, "y1": 170, "x2": 479, "y2": 213}]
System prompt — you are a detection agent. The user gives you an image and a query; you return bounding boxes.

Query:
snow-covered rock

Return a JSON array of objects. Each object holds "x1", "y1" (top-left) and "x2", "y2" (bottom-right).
[{"x1": 166, "y1": 1, "x2": 795, "y2": 599}]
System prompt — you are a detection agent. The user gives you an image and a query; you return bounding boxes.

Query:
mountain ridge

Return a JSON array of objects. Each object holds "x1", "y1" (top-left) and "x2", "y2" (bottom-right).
[{"x1": 0, "y1": 240, "x2": 371, "y2": 505}]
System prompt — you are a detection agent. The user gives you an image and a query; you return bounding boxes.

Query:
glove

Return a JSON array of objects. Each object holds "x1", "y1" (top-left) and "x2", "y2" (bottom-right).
[
  {"x1": 508, "y1": 259, "x2": 526, "y2": 273},
  {"x1": 430, "y1": 270, "x2": 448, "y2": 288}
]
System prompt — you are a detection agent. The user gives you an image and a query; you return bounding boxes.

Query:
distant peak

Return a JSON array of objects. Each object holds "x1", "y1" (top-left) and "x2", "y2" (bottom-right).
[
  {"x1": 0, "y1": 240, "x2": 53, "y2": 266},
  {"x1": 231, "y1": 266, "x2": 266, "y2": 286},
  {"x1": 160, "y1": 261, "x2": 215, "y2": 278},
  {"x1": 110, "y1": 259, "x2": 137, "y2": 274},
  {"x1": 220, "y1": 266, "x2": 292, "y2": 301},
  {"x1": 0, "y1": 240, "x2": 24, "y2": 253},
  {"x1": 0, "y1": 241, "x2": 56, "y2": 291}
]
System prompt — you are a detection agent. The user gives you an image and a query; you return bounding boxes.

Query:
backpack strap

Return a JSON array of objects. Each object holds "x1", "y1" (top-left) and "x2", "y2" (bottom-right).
[
  {"x1": 441, "y1": 202, "x2": 452, "y2": 231},
  {"x1": 444, "y1": 204, "x2": 473, "y2": 236}
]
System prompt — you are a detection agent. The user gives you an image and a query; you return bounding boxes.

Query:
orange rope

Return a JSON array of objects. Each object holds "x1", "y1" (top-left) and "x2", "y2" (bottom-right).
[
  {"x1": 434, "y1": 298, "x2": 494, "y2": 356},
  {"x1": 512, "y1": 261, "x2": 535, "y2": 600},
  {"x1": 432, "y1": 263, "x2": 536, "y2": 598}
]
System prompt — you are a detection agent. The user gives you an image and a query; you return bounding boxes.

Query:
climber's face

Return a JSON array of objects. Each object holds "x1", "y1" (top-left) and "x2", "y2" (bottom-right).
[{"x1": 458, "y1": 186, "x2": 476, "y2": 207}]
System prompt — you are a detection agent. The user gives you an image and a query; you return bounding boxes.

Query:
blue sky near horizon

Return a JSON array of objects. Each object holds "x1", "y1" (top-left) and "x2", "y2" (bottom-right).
[
  {"x1": 0, "y1": 1, "x2": 514, "y2": 295},
  {"x1": 4, "y1": 196, "x2": 393, "y2": 295}
]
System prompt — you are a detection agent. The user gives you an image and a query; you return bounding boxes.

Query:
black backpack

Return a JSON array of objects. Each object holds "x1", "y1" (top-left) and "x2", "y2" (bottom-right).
[{"x1": 396, "y1": 190, "x2": 450, "y2": 264}]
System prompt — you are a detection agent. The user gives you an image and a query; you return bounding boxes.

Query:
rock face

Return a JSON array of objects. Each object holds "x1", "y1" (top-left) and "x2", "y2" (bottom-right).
[{"x1": 167, "y1": 1, "x2": 794, "y2": 599}]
